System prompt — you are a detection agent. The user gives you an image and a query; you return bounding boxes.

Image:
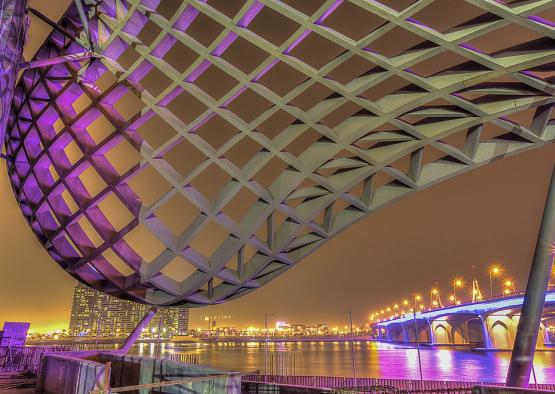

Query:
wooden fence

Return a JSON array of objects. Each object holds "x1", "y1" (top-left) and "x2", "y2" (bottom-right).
[{"x1": 242, "y1": 375, "x2": 555, "y2": 393}]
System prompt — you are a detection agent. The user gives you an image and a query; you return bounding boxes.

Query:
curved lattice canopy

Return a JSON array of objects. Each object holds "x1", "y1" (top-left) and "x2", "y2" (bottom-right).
[{"x1": 6, "y1": 0, "x2": 555, "y2": 306}]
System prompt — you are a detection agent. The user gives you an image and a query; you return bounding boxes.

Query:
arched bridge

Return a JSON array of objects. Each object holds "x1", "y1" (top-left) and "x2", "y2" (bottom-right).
[
  {"x1": 372, "y1": 290, "x2": 555, "y2": 349},
  {"x1": 3, "y1": 0, "x2": 555, "y2": 306}
]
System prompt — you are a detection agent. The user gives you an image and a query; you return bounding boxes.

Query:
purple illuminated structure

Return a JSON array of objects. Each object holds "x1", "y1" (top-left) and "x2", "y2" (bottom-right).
[
  {"x1": 4, "y1": 1, "x2": 555, "y2": 308},
  {"x1": 0, "y1": 0, "x2": 27, "y2": 148}
]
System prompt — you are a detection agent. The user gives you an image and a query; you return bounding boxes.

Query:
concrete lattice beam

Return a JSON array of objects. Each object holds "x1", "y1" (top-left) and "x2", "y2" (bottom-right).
[
  {"x1": 0, "y1": 0, "x2": 28, "y2": 151},
  {"x1": 5, "y1": 0, "x2": 555, "y2": 307}
]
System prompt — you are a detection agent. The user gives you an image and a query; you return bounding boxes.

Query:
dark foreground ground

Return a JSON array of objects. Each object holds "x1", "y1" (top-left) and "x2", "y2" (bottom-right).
[{"x1": 0, "y1": 372, "x2": 35, "y2": 393}]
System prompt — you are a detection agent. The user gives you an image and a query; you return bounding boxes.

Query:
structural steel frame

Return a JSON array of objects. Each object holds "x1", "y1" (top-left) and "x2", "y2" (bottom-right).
[
  {"x1": 5, "y1": 0, "x2": 555, "y2": 307},
  {"x1": 0, "y1": 0, "x2": 28, "y2": 148}
]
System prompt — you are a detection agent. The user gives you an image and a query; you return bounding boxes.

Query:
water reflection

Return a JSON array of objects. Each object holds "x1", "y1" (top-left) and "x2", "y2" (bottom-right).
[{"x1": 126, "y1": 341, "x2": 555, "y2": 383}]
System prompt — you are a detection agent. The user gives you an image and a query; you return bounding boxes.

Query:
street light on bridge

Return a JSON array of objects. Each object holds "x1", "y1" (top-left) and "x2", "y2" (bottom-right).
[
  {"x1": 430, "y1": 287, "x2": 442, "y2": 308},
  {"x1": 488, "y1": 263, "x2": 504, "y2": 298},
  {"x1": 452, "y1": 277, "x2": 464, "y2": 302},
  {"x1": 504, "y1": 278, "x2": 516, "y2": 295},
  {"x1": 414, "y1": 294, "x2": 422, "y2": 307}
]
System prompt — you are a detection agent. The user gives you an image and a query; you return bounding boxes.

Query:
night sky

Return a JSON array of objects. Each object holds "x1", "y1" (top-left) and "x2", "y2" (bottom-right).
[{"x1": 0, "y1": 1, "x2": 554, "y2": 332}]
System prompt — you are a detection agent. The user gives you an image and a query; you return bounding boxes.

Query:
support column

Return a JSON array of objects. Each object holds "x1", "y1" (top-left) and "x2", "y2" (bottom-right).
[
  {"x1": 0, "y1": 0, "x2": 28, "y2": 147},
  {"x1": 543, "y1": 322, "x2": 550, "y2": 345},
  {"x1": 119, "y1": 307, "x2": 158, "y2": 354},
  {"x1": 480, "y1": 315, "x2": 492, "y2": 349},
  {"x1": 507, "y1": 165, "x2": 555, "y2": 387},
  {"x1": 427, "y1": 320, "x2": 435, "y2": 345},
  {"x1": 385, "y1": 326, "x2": 391, "y2": 342},
  {"x1": 402, "y1": 323, "x2": 409, "y2": 343}
]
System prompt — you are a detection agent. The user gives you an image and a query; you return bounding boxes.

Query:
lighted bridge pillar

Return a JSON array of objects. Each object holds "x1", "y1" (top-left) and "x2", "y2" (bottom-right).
[
  {"x1": 0, "y1": 0, "x2": 27, "y2": 146},
  {"x1": 384, "y1": 326, "x2": 392, "y2": 342},
  {"x1": 507, "y1": 165, "x2": 555, "y2": 387},
  {"x1": 479, "y1": 315, "x2": 493, "y2": 349},
  {"x1": 401, "y1": 323, "x2": 409, "y2": 343},
  {"x1": 427, "y1": 319, "x2": 435, "y2": 345}
]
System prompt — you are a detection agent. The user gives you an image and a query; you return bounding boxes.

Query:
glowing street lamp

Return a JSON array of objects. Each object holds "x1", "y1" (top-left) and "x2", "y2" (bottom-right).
[
  {"x1": 452, "y1": 277, "x2": 464, "y2": 301},
  {"x1": 504, "y1": 278, "x2": 516, "y2": 294},
  {"x1": 449, "y1": 294, "x2": 456, "y2": 304},
  {"x1": 430, "y1": 287, "x2": 441, "y2": 308},
  {"x1": 488, "y1": 263, "x2": 503, "y2": 298}
]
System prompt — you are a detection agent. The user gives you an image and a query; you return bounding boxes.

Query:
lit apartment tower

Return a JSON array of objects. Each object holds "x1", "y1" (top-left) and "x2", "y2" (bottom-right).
[
  {"x1": 149, "y1": 307, "x2": 190, "y2": 337},
  {"x1": 68, "y1": 282, "x2": 99, "y2": 336},
  {"x1": 69, "y1": 283, "x2": 189, "y2": 337}
]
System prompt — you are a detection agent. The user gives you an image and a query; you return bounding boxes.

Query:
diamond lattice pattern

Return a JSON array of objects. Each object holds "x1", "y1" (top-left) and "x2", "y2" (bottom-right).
[{"x1": 6, "y1": 0, "x2": 555, "y2": 306}]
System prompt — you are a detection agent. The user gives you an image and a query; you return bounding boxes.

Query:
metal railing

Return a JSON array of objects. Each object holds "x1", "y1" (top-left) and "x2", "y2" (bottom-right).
[
  {"x1": 89, "y1": 369, "x2": 255, "y2": 394},
  {"x1": 0, "y1": 345, "x2": 67, "y2": 374}
]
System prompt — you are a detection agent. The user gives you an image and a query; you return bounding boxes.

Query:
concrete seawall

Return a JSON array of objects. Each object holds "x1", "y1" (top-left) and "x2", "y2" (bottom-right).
[
  {"x1": 35, "y1": 351, "x2": 240, "y2": 394},
  {"x1": 36, "y1": 353, "x2": 107, "y2": 394}
]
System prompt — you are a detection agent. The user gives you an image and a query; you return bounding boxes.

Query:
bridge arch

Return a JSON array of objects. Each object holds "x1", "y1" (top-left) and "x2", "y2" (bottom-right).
[
  {"x1": 433, "y1": 323, "x2": 450, "y2": 344},
  {"x1": 490, "y1": 320, "x2": 512, "y2": 349},
  {"x1": 387, "y1": 324, "x2": 406, "y2": 343},
  {"x1": 428, "y1": 313, "x2": 483, "y2": 345},
  {"x1": 404, "y1": 321, "x2": 431, "y2": 343}
]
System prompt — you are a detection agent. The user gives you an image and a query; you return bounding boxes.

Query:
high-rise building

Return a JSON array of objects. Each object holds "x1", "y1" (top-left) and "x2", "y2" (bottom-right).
[{"x1": 69, "y1": 283, "x2": 189, "y2": 338}]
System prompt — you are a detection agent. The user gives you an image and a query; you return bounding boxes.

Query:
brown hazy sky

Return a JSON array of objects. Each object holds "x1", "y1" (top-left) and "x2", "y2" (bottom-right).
[{"x1": 0, "y1": 1, "x2": 554, "y2": 332}]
